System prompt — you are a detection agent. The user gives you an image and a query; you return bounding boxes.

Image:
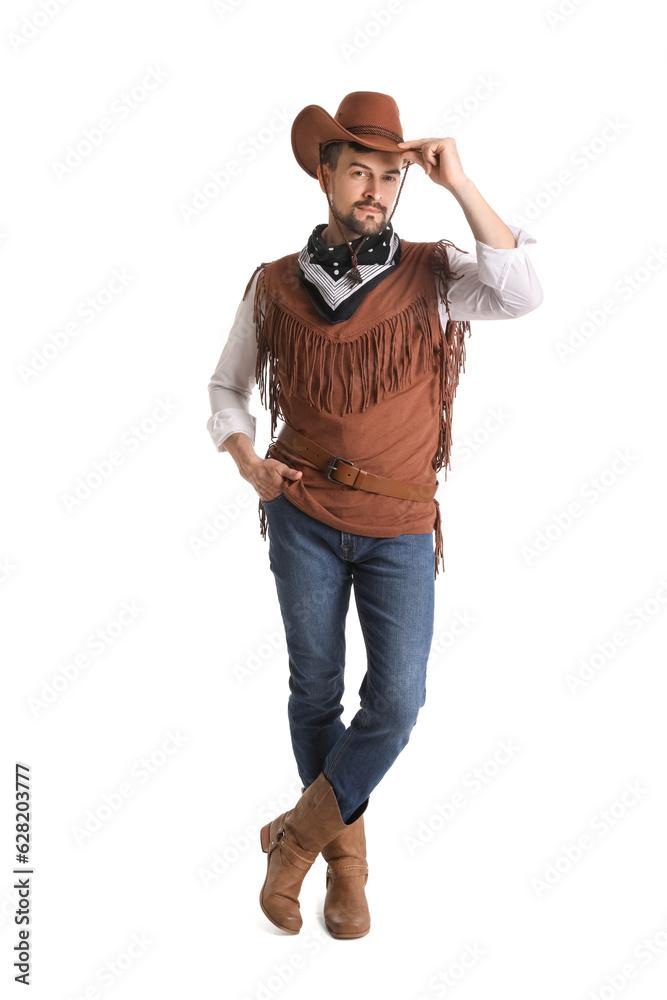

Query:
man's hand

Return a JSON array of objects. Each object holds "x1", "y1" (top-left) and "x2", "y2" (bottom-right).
[
  {"x1": 397, "y1": 136, "x2": 467, "y2": 193},
  {"x1": 241, "y1": 455, "x2": 302, "y2": 503},
  {"x1": 222, "y1": 432, "x2": 303, "y2": 502}
]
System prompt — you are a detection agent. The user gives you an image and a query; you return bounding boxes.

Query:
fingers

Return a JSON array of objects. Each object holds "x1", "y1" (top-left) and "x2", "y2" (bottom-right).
[
  {"x1": 266, "y1": 453, "x2": 302, "y2": 480},
  {"x1": 278, "y1": 455, "x2": 301, "y2": 477},
  {"x1": 401, "y1": 147, "x2": 425, "y2": 163},
  {"x1": 402, "y1": 143, "x2": 437, "y2": 174},
  {"x1": 397, "y1": 141, "x2": 437, "y2": 174}
]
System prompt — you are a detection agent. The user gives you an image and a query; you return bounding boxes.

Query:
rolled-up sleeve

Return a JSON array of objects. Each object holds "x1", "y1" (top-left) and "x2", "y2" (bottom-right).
[
  {"x1": 206, "y1": 272, "x2": 259, "y2": 453},
  {"x1": 437, "y1": 225, "x2": 544, "y2": 323}
]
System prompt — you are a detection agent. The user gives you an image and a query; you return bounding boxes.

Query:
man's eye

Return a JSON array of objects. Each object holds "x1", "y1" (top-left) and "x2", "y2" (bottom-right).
[{"x1": 353, "y1": 171, "x2": 396, "y2": 181}]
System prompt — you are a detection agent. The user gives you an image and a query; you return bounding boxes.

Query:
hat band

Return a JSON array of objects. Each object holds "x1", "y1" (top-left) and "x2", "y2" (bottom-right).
[{"x1": 345, "y1": 123, "x2": 403, "y2": 143}]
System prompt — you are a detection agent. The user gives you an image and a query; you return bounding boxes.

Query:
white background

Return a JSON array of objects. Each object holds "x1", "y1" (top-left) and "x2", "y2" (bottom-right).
[{"x1": 2, "y1": 0, "x2": 666, "y2": 997}]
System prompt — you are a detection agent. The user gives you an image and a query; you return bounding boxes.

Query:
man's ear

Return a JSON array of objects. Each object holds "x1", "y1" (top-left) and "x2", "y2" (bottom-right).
[{"x1": 317, "y1": 162, "x2": 333, "y2": 195}]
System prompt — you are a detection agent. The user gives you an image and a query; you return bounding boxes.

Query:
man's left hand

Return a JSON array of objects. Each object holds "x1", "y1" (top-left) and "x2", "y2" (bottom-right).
[{"x1": 397, "y1": 136, "x2": 467, "y2": 193}]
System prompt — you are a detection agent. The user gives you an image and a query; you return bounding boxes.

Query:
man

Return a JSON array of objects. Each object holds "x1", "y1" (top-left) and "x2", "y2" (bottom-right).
[{"x1": 206, "y1": 92, "x2": 543, "y2": 938}]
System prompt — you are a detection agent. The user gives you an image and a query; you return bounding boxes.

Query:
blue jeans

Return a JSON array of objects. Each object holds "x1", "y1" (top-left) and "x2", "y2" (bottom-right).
[{"x1": 261, "y1": 493, "x2": 435, "y2": 824}]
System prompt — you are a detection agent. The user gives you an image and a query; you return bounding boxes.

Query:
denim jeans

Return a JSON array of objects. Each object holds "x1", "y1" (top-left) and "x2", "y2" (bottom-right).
[{"x1": 261, "y1": 492, "x2": 435, "y2": 824}]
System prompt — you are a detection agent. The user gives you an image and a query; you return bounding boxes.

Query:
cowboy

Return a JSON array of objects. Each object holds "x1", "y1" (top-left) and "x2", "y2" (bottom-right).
[{"x1": 206, "y1": 92, "x2": 543, "y2": 938}]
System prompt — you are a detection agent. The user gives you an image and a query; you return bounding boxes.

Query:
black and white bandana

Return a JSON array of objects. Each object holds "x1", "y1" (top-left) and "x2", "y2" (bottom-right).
[{"x1": 298, "y1": 221, "x2": 402, "y2": 325}]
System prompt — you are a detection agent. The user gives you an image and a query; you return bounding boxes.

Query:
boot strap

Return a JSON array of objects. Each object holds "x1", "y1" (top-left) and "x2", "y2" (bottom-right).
[
  {"x1": 326, "y1": 856, "x2": 369, "y2": 880},
  {"x1": 269, "y1": 827, "x2": 318, "y2": 870}
]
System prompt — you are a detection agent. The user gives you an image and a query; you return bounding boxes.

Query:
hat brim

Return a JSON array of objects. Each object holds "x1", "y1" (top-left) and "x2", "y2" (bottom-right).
[{"x1": 291, "y1": 104, "x2": 405, "y2": 179}]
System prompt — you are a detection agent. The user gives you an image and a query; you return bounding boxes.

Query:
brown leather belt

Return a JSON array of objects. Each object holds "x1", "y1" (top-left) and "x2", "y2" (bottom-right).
[{"x1": 274, "y1": 423, "x2": 437, "y2": 503}]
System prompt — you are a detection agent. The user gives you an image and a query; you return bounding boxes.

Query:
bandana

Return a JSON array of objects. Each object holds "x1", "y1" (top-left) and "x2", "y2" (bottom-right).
[{"x1": 298, "y1": 221, "x2": 402, "y2": 325}]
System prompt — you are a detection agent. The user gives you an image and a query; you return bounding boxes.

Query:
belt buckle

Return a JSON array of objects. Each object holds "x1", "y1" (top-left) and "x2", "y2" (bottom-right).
[{"x1": 326, "y1": 455, "x2": 355, "y2": 482}]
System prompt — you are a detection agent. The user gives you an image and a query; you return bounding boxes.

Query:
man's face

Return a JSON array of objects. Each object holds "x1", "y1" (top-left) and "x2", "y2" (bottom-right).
[{"x1": 319, "y1": 146, "x2": 406, "y2": 239}]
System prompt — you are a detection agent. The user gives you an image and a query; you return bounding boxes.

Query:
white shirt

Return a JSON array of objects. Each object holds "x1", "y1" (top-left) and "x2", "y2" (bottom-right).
[{"x1": 207, "y1": 224, "x2": 543, "y2": 453}]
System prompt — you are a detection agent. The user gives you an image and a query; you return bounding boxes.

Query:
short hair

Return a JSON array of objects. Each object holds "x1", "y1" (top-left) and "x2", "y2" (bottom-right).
[{"x1": 319, "y1": 140, "x2": 372, "y2": 173}]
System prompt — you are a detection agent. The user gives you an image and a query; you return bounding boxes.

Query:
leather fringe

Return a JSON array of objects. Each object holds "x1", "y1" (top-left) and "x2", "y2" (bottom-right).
[
  {"x1": 243, "y1": 262, "x2": 271, "y2": 302},
  {"x1": 258, "y1": 441, "x2": 273, "y2": 540},
  {"x1": 253, "y1": 265, "x2": 442, "y2": 440},
  {"x1": 431, "y1": 238, "x2": 472, "y2": 579},
  {"x1": 433, "y1": 497, "x2": 444, "y2": 580},
  {"x1": 432, "y1": 238, "x2": 472, "y2": 478}
]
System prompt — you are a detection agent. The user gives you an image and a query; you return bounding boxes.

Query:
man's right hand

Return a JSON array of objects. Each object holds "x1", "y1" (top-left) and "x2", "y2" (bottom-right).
[
  {"x1": 221, "y1": 432, "x2": 302, "y2": 502},
  {"x1": 240, "y1": 455, "x2": 303, "y2": 503}
]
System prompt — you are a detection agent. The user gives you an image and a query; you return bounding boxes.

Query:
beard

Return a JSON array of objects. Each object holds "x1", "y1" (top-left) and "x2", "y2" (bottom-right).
[{"x1": 333, "y1": 201, "x2": 387, "y2": 240}]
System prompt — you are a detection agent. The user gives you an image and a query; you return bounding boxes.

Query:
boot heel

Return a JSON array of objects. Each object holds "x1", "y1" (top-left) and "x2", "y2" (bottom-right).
[{"x1": 260, "y1": 823, "x2": 270, "y2": 853}]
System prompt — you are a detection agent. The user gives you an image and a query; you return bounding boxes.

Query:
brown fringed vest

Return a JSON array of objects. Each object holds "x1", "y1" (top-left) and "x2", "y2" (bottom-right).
[{"x1": 245, "y1": 238, "x2": 472, "y2": 579}]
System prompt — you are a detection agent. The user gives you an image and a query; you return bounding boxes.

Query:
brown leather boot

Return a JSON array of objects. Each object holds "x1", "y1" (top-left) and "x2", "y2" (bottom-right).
[
  {"x1": 260, "y1": 772, "x2": 362, "y2": 934},
  {"x1": 321, "y1": 809, "x2": 370, "y2": 938},
  {"x1": 300, "y1": 786, "x2": 371, "y2": 939}
]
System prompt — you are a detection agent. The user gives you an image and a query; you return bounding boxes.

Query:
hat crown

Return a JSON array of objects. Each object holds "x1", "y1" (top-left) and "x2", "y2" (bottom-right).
[{"x1": 332, "y1": 91, "x2": 404, "y2": 144}]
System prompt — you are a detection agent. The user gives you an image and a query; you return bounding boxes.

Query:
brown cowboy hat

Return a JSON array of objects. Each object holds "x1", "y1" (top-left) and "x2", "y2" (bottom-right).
[{"x1": 291, "y1": 91, "x2": 407, "y2": 179}]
